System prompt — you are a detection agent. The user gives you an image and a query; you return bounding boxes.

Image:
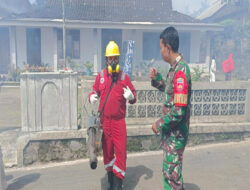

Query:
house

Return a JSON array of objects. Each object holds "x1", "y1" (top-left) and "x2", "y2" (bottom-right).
[
  {"x1": 197, "y1": 0, "x2": 250, "y2": 80},
  {"x1": 197, "y1": 0, "x2": 250, "y2": 22},
  {"x1": 0, "y1": 0, "x2": 223, "y2": 75}
]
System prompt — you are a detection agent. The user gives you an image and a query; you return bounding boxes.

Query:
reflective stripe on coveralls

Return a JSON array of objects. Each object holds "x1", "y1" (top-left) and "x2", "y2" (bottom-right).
[
  {"x1": 105, "y1": 158, "x2": 116, "y2": 169},
  {"x1": 113, "y1": 164, "x2": 126, "y2": 177}
]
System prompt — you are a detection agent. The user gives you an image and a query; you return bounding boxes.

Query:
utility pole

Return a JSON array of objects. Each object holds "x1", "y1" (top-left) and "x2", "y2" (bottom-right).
[{"x1": 62, "y1": 0, "x2": 66, "y2": 68}]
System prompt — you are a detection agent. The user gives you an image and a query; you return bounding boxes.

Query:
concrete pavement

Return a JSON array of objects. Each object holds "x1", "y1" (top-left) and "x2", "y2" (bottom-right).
[{"x1": 4, "y1": 139, "x2": 250, "y2": 190}]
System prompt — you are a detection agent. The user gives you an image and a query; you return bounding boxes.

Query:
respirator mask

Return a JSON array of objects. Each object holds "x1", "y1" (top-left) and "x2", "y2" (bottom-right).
[
  {"x1": 108, "y1": 61, "x2": 120, "y2": 75},
  {"x1": 107, "y1": 61, "x2": 120, "y2": 82}
]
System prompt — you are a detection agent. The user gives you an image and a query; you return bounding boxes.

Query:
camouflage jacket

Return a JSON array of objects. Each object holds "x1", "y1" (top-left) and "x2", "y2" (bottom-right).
[{"x1": 152, "y1": 56, "x2": 192, "y2": 148}]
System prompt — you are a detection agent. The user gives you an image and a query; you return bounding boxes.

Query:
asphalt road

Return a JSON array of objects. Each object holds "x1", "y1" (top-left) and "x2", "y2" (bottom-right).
[{"x1": 5, "y1": 139, "x2": 250, "y2": 190}]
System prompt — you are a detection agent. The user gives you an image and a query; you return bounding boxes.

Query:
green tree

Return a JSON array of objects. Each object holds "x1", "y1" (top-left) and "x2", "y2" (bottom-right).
[{"x1": 191, "y1": 66, "x2": 205, "y2": 81}]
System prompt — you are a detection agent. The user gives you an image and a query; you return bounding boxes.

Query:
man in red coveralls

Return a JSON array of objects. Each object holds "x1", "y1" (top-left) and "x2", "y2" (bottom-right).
[
  {"x1": 89, "y1": 41, "x2": 136, "y2": 190},
  {"x1": 222, "y1": 53, "x2": 234, "y2": 81}
]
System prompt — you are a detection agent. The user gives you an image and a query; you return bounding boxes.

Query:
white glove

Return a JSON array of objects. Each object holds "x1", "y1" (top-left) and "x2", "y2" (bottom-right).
[
  {"x1": 123, "y1": 86, "x2": 134, "y2": 101},
  {"x1": 90, "y1": 94, "x2": 98, "y2": 104}
]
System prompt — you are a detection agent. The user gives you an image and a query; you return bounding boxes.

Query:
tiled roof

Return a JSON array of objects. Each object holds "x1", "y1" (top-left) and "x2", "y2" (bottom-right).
[
  {"x1": 205, "y1": 5, "x2": 248, "y2": 22},
  {"x1": 10, "y1": 0, "x2": 199, "y2": 23},
  {"x1": 198, "y1": 0, "x2": 249, "y2": 22},
  {"x1": 197, "y1": 0, "x2": 227, "y2": 20}
]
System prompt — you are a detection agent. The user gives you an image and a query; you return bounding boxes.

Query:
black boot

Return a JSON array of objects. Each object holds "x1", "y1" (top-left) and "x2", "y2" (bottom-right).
[
  {"x1": 113, "y1": 175, "x2": 122, "y2": 190},
  {"x1": 107, "y1": 171, "x2": 114, "y2": 190}
]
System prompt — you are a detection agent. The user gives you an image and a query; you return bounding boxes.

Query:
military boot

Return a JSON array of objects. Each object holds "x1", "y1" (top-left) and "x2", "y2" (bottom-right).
[
  {"x1": 113, "y1": 175, "x2": 122, "y2": 190},
  {"x1": 107, "y1": 171, "x2": 114, "y2": 190}
]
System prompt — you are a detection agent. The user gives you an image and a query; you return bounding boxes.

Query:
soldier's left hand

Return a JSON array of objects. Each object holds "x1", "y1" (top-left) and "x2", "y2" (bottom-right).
[{"x1": 152, "y1": 122, "x2": 158, "y2": 134}]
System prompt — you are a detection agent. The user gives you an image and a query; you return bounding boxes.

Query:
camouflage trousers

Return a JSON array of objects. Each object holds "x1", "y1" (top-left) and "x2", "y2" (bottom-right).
[{"x1": 162, "y1": 139, "x2": 185, "y2": 190}]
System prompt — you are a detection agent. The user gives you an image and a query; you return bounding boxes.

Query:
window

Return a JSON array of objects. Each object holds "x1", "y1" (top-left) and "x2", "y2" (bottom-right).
[
  {"x1": 143, "y1": 32, "x2": 161, "y2": 60},
  {"x1": 57, "y1": 29, "x2": 63, "y2": 59},
  {"x1": 57, "y1": 29, "x2": 80, "y2": 59},
  {"x1": 66, "y1": 30, "x2": 80, "y2": 59},
  {"x1": 0, "y1": 27, "x2": 10, "y2": 74},
  {"x1": 26, "y1": 28, "x2": 41, "y2": 66},
  {"x1": 179, "y1": 32, "x2": 190, "y2": 62}
]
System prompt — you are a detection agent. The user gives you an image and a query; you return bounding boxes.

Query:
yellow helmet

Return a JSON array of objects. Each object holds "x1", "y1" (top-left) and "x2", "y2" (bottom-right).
[{"x1": 105, "y1": 41, "x2": 120, "y2": 57}]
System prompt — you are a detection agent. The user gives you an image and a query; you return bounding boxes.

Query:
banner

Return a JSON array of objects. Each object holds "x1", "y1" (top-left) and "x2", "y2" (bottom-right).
[{"x1": 122, "y1": 40, "x2": 135, "y2": 77}]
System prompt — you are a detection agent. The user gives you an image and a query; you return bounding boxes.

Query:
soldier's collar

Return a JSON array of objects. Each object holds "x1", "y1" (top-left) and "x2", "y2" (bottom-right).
[
  {"x1": 176, "y1": 55, "x2": 182, "y2": 62},
  {"x1": 171, "y1": 55, "x2": 182, "y2": 70}
]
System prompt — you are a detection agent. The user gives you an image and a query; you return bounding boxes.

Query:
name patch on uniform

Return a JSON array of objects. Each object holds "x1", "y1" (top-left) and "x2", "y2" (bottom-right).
[
  {"x1": 174, "y1": 94, "x2": 187, "y2": 105},
  {"x1": 100, "y1": 78, "x2": 105, "y2": 84},
  {"x1": 177, "y1": 78, "x2": 184, "y2": 92}
]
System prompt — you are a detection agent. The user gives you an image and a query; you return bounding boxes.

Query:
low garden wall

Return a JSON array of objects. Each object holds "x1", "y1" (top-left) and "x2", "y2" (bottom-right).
[
  {"x1": 1, "y1": 78, "x2": 250, "y2": 166},
  {"x1": 81, "y1": 79, "x2": 250, "y2": 126}
]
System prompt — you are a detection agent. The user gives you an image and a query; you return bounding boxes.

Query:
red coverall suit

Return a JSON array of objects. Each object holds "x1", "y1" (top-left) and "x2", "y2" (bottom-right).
[{"x1": 89, "y1": 68, "x2": 136, "y2": 179}]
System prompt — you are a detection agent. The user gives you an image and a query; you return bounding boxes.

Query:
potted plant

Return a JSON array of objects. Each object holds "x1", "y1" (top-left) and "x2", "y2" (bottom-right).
[
  {"x1": 84, "y1": 61, "x2": 93, "y2": 76},
  {"x1": 67, "y1": 56, "x2": 80, "y2": 72}
]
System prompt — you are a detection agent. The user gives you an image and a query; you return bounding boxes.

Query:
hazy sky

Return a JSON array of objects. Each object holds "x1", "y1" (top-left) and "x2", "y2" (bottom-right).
[{"x1": 29, "y1": 0, "x2": 36, "y2": 4}]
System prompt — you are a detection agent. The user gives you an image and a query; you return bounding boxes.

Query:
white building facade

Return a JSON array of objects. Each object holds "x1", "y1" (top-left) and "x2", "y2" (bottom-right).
[
  {"x1": 0, "y1": 0, "x2": 223, "y2": 75},
  {"x1": 0, "y1": 21, "x2": 222, "y2": 75}
]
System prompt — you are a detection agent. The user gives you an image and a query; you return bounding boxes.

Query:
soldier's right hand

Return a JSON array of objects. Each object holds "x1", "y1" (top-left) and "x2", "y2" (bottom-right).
[
  {"x1": 149, "y1": 68, "x2": 157, "y2": 80},
  {"x1": 90, "y1": 94, "x2": 98, "y2": 104}
]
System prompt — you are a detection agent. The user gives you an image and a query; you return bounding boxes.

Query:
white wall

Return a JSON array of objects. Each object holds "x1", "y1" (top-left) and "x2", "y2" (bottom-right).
[
  {"x1": 13, "y1": 26, "x2": 202, "y2": 73},
  {"x1": 16, "y1": 26, "x2": 27, "y2": 69},
  {"x1": 9, "y1": 26, "x2": 17, "y2": 70},
  {"x1": 80, "y1": 28, "x2": 102, "y2": 74},
  {"x1": 205, "y1": 31, "x2": 211, "y2": 68},
  {"x1": 41, "y1": 27, "x2": 55, "y2": 67},
  {"x1": 94, "y1": 29, "x2": 102, "y2": 74},
  {"x1": 122, "y1": 29, "x2": 137, "y2": 41},
  {"x1": 190, "y1": 30, "x2": 201, "y2": 63},
  {"x1": 52, "y1": 28, "x2": 58, "y2": 71}
]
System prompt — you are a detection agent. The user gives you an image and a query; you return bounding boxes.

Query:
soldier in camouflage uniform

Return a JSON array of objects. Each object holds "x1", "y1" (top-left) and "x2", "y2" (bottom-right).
[{"x1": 149, "y1": 27, "x2": 191, "y2": 190}]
